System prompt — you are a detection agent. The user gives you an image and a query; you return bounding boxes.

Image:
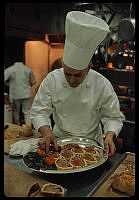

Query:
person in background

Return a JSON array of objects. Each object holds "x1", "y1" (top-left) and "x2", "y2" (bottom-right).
[
  {"x1": 30, "y1": 11, "x2": 125, "y2": 156},
  {"x1": 4, "y1": 61, "x2": 36, "y2": 126},
  {"x1": 51, "y1": 57, "x2": 63, "y2": 72}
]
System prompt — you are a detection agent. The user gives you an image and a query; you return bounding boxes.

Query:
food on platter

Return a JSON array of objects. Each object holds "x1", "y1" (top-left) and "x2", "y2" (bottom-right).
[
  {"x1": 41, "y1": 183, "x2": 65, "y2": 197},
  {"x1": 60, "y1": 149, "x2": 74, "y2": 160},
  {"x1": 23, "y1": 142, "x2": 104, "y2": 172},
  {"x1": 55, "y1": 158, "x2": 73, "y2": 170},
  {"x1": 35, "y1": 149, "x2": 46, "y2": 155},
  {"x1": 23, "y1": 152, "x2": 57, "y2": 170},
  {"x1": 61, "y1": 143, "x2": 80, "y2": 150},
  {"x1": 26, "y1": 182, "x2": 41, "y2": 197},
  {"x1": 111, "y1": 171, "x2": 135, "y2": 196},
  {"x1": 47, "y1": 151, "x2": 60, "y2": 160},
  {"x1": 44, "y1": 157, "x2": 56, "y2": 166},
  {"x1": 81, "y1": 153, "x2": 98, "y2": 165},
  {"x1": 71, "y1": 146, "x2": 85, "y2": 155},
  {"x1": 70, "y1": 155, "x2": 87, "y2": 169},
  {"x1": 83, "y1": 145, "x2": 100, "y2": 157}
]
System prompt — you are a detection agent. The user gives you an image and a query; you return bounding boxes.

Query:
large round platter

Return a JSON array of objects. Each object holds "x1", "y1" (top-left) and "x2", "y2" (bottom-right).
[{"x1": 22, "y1": 136, "x2": 108, "y2": 174}]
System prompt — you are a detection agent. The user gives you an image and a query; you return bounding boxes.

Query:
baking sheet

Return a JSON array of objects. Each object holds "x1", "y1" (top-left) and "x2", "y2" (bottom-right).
[
  {"x1": 22, "y1": 136, "x2": 108, "y2": 174},
  {"x1": 91, "y1": 152, "x2": 135, "y2": 197}
]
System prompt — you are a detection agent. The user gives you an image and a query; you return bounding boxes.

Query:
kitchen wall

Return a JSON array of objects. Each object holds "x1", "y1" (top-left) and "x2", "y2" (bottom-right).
[{"x1": 4, "y1": 3, "x2": 135, "y2": 82}]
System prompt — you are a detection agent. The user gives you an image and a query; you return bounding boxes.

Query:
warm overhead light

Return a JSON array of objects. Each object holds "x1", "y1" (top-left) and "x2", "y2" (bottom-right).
[
  {"x1": 123, "y1": 53, "x2": 128, "y2": 57},
  {"x1": 126, "y1": 66, "x2": 134, "y2": 70}
]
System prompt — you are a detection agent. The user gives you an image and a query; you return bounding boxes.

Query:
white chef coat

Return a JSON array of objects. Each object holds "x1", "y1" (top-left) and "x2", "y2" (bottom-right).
[
  {"x1": 4, "y1": 62, "x2": 35, "y2": 101},
  {"x1": 30, "y1": 68, "x2": 125, "y2": 147}
]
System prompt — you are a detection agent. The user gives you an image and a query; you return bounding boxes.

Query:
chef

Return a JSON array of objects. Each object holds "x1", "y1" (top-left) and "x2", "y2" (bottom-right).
[
  {"x1": 4, "y1": 61, "x2": 36, "y2": 126},
  {"x1": 30, "y1": 11, "x2": 125, "y2": 156}
]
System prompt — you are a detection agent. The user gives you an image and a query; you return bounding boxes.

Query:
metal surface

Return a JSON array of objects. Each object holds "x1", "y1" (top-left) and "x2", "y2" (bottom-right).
[
  {"x1": 4, "y1": 152, "x2": 128, "y2": 197},
  {"x1": 22, "y1": 136, "x2": 108, "y2": 174},
  {"x1": 118, "y1": 18, "x2": 135, "y2": 41}
]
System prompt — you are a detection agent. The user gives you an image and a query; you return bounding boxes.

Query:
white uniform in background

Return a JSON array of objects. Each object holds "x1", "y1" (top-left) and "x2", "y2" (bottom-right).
[
  {"x1": 30, "y1": 68, "x2": 125, "y2": 147},
  {"x1": 4, "y1": 62, "x2": 36, "y2": 125}
]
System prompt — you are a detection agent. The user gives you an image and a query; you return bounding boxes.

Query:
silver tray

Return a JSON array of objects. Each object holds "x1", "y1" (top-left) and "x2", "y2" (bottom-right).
[{"x1": 22, "y1": 136, "x2": 108, "y2": 174}]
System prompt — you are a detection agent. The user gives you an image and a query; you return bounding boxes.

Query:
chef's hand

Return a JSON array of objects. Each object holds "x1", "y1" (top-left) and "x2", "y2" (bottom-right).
[
  {"x1": 38, "y1": 125, "x2": 58, "y2": 153},
  {"x1": 103, "y1": 131, "x2": 116, "y2": 157}
]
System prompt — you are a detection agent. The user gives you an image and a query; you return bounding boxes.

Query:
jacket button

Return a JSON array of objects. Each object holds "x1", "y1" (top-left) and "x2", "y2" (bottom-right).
[{"x1": 63, "y1": 83, "x2": 67, "y2": 88}]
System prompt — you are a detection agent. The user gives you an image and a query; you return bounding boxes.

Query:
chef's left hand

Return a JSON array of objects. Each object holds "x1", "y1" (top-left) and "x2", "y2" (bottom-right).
[{"x1": 103, "y1": 131, "x2": 116, "y2": 157}]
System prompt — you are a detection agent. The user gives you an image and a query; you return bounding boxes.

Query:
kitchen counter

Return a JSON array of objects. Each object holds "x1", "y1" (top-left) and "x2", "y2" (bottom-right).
[{"x1": 4, "y1": 152, "x2": 128, "y2": 197}]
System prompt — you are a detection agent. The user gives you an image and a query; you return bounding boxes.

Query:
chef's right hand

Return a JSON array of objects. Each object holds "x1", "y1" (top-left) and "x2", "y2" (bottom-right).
[{"x1": 38, "y1": 125, "x2": 58, "y2": 153}]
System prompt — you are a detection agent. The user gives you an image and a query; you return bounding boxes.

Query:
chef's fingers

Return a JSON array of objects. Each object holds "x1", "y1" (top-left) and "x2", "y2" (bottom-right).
[
  {"x1": 38, "y1": 136, "x2": 50, "y2": 153},
  {"x1": 104, "y1": 141, "x2": 116, "y2": 156},
  {"x1": 108, "y1": 142, "x2": 116, "y2": 156},
  {"x1": 38, "y1": 140, "x2": 46, "y2": 150},
  {"x1": 51, "y1": 136, "x2": 59, "y2": 152},
  {"x1": 45, "y1": 138, "x2": 51, "y2": 154},
  {"x1": 104, "y1": 141, "x2": 109, "y2": 155}
]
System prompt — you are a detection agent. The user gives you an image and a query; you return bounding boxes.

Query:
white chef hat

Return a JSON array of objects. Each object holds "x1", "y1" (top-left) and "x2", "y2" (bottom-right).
[{"x1": 63, "y1": 11, "x2": 110, "y2": 70}]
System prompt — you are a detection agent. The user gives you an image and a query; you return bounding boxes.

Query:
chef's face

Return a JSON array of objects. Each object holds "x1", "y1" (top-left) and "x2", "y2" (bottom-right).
[{"x1": 63, "y1": 64, "x2": 90, "y2": 88}]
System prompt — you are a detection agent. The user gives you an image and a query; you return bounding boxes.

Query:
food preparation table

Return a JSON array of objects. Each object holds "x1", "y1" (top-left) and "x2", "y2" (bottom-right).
[{"x1": 4, "y1": 152, "x2": 129, "y2": 197}]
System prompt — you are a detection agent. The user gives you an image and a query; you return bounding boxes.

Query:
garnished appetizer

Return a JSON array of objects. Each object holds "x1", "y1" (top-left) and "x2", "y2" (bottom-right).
[
  {"x1": 47, "y1": 151, "x2": 60, "y2": 160},
  {"x1": 61, "y1": 143, "x2": 80, "y2": 150},
  {"x1": 81, "y1": 153, "x2": 97, "y2": 165},
  {"x1": 83, "y1": 145, "x2": 100, "y2": 157},
  {"x1": 60, "y1": 149, "x2": 74, "y2": 161},
  {"x1": 55, "y1": 158, "x2": 73, "y2": 170},
  {"x1": 70, "y1": 155, "x2": 87, "y2": 169},
  {"x1": 71, "y1": 146, "x2": 84, "y2": 155}
]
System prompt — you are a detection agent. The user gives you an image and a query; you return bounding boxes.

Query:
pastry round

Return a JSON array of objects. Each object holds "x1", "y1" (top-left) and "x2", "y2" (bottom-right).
[
  {"x1": 83, "y1": 146, "x2": 99, "y2": 157},
  {"x1": 61, "y1": 143, "x2": 80, "y2": 150},
  {"x1": 71, "y1": 146, "x2": 84, "y2": 155},
  {"x1": 47, "y1": 151, "x2": 60, "y2": 160},
  {"x1": 41, "y1": 183, "x2": 65, "y2": 197},
  {"x1": 55, "y1": 158, "x2": 73, "y2": 170},
  {"x1": 81, "y1": 153, "x2": 97, "y2": 165},
  {"x1": 70, "y1": 155, "x2": 87, "y2": 169},
  {"x1": 60, "y1": 149, "x2": 74, "y2": 160}
]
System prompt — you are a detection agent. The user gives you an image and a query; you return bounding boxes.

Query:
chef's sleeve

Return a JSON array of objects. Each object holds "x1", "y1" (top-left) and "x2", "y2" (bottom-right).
[
  {"x1": 30, "y1": 76, "x2": 54, "y2": 131},
  {"x1": 100, "y1": 82, "x2": 125, "y2": 137},
  {"x1": 4, "y1": 68, "x2": 10, "y2": 82},
  {"x1": 30, "y1": 70, "x2": 36, "y2": 86}
]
